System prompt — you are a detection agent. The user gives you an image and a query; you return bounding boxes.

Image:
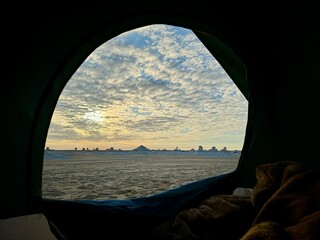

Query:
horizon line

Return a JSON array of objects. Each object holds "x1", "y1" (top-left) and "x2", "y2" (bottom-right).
[
  {"x1": 45, "y1": 144, "x2": 238, "y2": 151},
  {"x1": 45, "y1": 145, "x2": 242, "y2": 152}
]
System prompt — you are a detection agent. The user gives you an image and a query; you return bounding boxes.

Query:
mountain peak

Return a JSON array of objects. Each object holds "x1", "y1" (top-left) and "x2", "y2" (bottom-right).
[{"x1": 133, "y1": 145, "x2": 150, "y2": 151}]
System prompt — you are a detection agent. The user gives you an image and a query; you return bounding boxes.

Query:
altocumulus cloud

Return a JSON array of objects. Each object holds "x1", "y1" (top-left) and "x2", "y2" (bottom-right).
[{"x1": 46, "y1": 24, "x2": 248, "y2": 150}]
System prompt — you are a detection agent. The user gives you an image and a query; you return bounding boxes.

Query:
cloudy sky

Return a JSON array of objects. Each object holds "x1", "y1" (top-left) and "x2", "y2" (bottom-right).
[{"x1": 46, "y1": 24, "x2": 248, "y2": 151}]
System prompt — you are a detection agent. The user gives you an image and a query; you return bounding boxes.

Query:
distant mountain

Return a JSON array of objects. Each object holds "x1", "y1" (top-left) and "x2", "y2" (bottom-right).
[{"x1": 132, "y1": 145, "x2": 150, "y2": 151}]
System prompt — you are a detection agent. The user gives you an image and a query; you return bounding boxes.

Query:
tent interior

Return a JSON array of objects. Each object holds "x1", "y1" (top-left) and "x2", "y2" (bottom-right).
[{"x1": 1, "y1": 1, "x2": 319, "y2": 239}]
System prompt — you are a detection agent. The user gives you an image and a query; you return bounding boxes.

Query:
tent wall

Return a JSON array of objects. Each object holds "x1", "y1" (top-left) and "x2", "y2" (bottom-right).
[
  {"x1": 1, "y1": 1, "x2": 319, "y2": 219},
  {"x1": 239, "y1": 1, "x2": 320, "y2": 185}
]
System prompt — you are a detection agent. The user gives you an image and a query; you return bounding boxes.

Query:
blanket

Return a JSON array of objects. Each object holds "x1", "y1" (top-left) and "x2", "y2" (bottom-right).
[{"x1": 149, "y1": 161, "x2": 320, "y2": 240}]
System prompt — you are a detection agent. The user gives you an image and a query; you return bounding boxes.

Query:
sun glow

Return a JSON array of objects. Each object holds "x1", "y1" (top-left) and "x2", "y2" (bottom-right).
[{"x1": 84, "y1": 111, "x2": 103, "y2": 123}]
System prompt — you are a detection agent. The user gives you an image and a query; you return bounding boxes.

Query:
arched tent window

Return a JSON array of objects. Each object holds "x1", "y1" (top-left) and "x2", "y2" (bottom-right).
[{"x1": 42, "y1": 24, "x2": 248, "y2": 200}]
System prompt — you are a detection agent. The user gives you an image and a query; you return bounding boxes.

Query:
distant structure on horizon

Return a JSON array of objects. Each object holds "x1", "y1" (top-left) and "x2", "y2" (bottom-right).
[
  {"x1": 197, "y1": 146, "x2": 204, "y2": 151},
  {"x1": 209, "y1": 146, "x2": 218, "y2": 152},
  {"x1": 220, "y1": 147, "x2": 227, "y2": 152},
  {"x1": 132, "y1": 145, "x2": 150, "y2": 151}
]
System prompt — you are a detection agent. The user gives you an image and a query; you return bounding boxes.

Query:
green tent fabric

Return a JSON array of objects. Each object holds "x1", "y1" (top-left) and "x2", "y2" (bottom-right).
[
  {"x1": 194, "y1": 31, "x2": 248, "y2": 100},
  {"x1": 1, "y1": 1, "x2": 319, "y2": 239}
]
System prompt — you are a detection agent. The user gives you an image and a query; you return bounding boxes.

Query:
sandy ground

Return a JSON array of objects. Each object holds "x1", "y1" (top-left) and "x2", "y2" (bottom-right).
[{"x1": 42, "y1": 151, "x2": 239, "y2": 200}]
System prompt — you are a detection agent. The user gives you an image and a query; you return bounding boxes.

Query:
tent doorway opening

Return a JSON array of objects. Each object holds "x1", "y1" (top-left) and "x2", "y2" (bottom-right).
[{"x1": 42, "y1": 24, "x2": 248, "y2": 201}]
